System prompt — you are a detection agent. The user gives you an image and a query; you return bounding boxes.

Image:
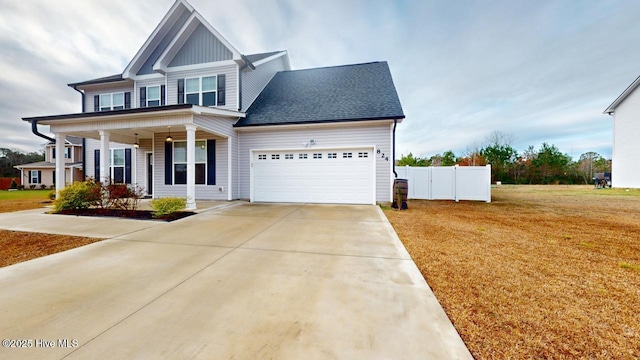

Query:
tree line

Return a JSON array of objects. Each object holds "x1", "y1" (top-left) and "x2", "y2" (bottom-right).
[
  {"x1": 397, "y1": 131, "x2": 611, "y2": 185},
  {"x1": 0, "y1": 148, "x2": 45, "y2": 178}
]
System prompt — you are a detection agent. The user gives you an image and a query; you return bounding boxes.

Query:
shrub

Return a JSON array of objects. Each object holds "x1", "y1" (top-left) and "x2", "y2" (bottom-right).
[
  {"x1": 9, "y1": 179, "x2": 18, "y2": 190},
  {"x1": 151, "y1": 197, "x2": 186, "y2": 218},
  {"x1": 40, "y1": 184, "x2": 47, "y2": 190},
  {"x1": 29, "y1": 185, "x2": 36, "y2": 190},
  {"x1": 48, "y1": 190, "x2": 56, "y2": 201},
  {"x1": 99, "y1": 182, "x2": 144, "y2": 210},
  {"x1": 17, "y1": 185, "x2": 24, "y2": 190},
  {"x1": 53, "y1": 180, "x2": 102, "y2": 212}
]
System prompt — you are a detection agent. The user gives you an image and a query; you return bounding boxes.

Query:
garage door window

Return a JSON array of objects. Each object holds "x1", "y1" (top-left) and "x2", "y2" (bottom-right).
[
  {"x1": 299, "y1": 154, "x2": 307, "y2": 159},
  {"x1": 174, "y1": 141, "x2": 206, "y2": 184},
  {"x1": 285, "y1": 154, "x2": 294, "y2": 159},
  {"x1": 313, "y1": 153, "x2": 322, "y2": 159},
  {"x1": 358, "y1": 152, "x2": 369, "y2": 158},
  {"x1": 343, "y1": 152, "x2": 352, "y2": 158}
]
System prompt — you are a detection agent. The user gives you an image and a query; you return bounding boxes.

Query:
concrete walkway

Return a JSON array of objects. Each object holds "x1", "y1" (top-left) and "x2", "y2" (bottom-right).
[{"x1": 0, "y1": 203, "x2": 472, "y2": 359}]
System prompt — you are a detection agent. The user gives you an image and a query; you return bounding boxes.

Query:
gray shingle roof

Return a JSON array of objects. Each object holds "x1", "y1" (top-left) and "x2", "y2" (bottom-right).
[
  {"x1": 67, "y1": 74, "x2": 125, "y2": 88},
  {"x1": 244, "y1": 51, "x2": 284, "y2": 64},
  {"x1": 236, "y1": 61, "x2": 404, "y2": 127}
]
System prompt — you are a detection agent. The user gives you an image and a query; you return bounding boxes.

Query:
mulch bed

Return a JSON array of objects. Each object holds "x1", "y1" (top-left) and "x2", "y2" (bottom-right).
[{"x1": 56, "y1": 209, "x2": 196, "y2": 222}]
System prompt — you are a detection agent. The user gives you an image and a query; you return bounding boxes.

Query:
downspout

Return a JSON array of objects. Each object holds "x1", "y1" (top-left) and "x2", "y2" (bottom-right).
[
  {"x1": 392, "y1": 118, "x2": 398, "y2": 178},
  {"x1": 30, "y1": 119, "x2": 55, "y2": 143}
]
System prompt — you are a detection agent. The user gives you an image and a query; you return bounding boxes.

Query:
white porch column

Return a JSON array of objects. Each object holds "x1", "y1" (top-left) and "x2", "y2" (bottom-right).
[
  {"x1": 99, "y1": 130, "x2": 110, "y2": 183},
  {"x1": 55, "y1": 133, "x2": 66, "y2": 198},
  {"x1": 185, "y1": 124, "x2": 197, "y2": 210}
]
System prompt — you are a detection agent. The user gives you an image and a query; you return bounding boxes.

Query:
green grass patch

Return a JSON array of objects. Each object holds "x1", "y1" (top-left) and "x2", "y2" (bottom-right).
[
  {"x1": 619, "y1": 262, "x2": 640, "y2": 271},
  {"x1": 0, "y1": 190, "x2": 51, "y2": 201}
]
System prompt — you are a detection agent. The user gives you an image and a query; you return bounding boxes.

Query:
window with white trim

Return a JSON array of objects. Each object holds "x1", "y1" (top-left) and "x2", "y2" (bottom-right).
[
  {"x1": 110, "y1": 149, "x2": 126, "y2": 183},
  {"x1": 313, "y1": 153, "x2": 322, "y2": 159},
  {"x1": 100, "y1": 92, "x2": 124, "y2": 111},
  {"x1": 271, "y1": 154, "x2": 280, "y2": 160},
  {"x1": 343, "y1": 152, "x2": 353, "y2": 158},
  {"x1": 299, "y1": 154, "x2": 307, "y2": 159},
  {"x1": 328, "y1": 153, "x2": 337, "y2": 158},
  {"x1": 358, "y1": 152, "x2": 369, "y2": 158},
  {"x1": 147, "y1": 86, "x2": 160, "y2": 107},
  {"x1": 258, "y1": 154, "x2": 267, "y2": 160},
  {"x1": 185, "y1": 76, "x2": 217, "y2": 106},
  {"x1": 173, "y1": 140, "x2": 207, "y2": 185},
  {"x1": 285, "y1": 154, "x2": 294, "y2": 159},
  {"x1": 30, "y1": 170, "x2": 41, "y2": 184}
]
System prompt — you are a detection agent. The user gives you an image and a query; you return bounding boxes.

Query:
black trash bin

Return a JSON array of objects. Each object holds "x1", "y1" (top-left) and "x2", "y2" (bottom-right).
[{"x1": 392, "y1": 178, "x2": 408, "y2": 210}]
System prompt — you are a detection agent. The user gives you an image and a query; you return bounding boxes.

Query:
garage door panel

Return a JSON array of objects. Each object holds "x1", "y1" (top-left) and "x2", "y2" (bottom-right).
[{"x1": 253, "y1": 148, "x2": 374, "y2": 204}]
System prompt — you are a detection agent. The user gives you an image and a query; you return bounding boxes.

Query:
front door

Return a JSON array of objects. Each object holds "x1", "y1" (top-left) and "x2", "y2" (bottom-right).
[{"x1": 147, "y1": 153, "x2": 153, "y2": 196}]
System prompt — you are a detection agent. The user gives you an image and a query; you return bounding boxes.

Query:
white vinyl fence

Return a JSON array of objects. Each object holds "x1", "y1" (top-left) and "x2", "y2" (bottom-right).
[{"x1": 395, "y1": 165, "x2": 491, "y2": 202}]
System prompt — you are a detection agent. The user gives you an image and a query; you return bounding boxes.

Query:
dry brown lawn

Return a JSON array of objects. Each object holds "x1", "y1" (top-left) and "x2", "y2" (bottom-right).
[
  {"x1": 0, "y1": 190, "x2": 102, "y2": 267},
  {"x1": 0, "y1": 230, "x2": 101, "y2": 267},
  {"x1": 384, "y1": 185, "x2": 640, "y2": 359}
]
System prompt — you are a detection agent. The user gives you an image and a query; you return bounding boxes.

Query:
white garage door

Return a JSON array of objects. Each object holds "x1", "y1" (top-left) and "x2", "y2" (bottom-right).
[{"x1": 252, "y1": 147, "x2": 375, "y2": 204}]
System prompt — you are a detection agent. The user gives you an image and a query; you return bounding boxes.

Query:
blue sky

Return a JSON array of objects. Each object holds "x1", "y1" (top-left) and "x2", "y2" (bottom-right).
[{"x1": 1, "y1": 0, "x2": 639, "y2": 160}]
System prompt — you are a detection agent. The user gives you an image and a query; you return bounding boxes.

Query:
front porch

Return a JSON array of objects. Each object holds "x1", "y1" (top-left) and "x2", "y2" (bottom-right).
[{"x1": 25, "y1": 104, "x2": 243, "y2": 209}]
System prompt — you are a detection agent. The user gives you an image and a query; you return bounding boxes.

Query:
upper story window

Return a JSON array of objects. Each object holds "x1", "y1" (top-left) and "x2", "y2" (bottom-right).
[
  {"x1": 100, "y1": 93, "x2": 124, "y2": 111},
  {"x1": 147, "y1": 86, "x2": 160, "y2": 107},
  {"x1": 94, "y1": 92, "x2": 130, "y2": 112},
  {"x1": 140, "y1": 85, "x2": 165, "y2": 108},
  {"x1": 178, "y1": 74, "x2": 225, "y2": 107},
  {"x1": 51, "y1": 147, "x2": 71, "y2": 160}
]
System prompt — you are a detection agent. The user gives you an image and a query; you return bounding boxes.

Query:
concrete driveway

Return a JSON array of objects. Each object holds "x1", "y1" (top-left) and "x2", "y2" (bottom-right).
[{"x1": 0, "y1": 203, "x2": 472, "y2": 359}]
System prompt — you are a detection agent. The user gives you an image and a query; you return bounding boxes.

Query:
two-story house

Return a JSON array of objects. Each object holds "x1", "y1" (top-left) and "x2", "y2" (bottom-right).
[
  {"x1": 23, "y1": 0, "x2": 405, "y2": 209},
  {"x1": 604, "y1": 75, "x2": 640, "y2": 188},
  {"x1": 14, "y1": 136, "x2": 83, "y2": 189}
]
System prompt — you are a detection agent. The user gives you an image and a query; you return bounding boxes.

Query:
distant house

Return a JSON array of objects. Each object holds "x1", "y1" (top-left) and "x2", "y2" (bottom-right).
[
  {"x1": 604, "y1": 75, "x2": 640, "y2": 188},
  {"x1": 22, "y1": 0, "x2": 404, "y2": 208},
  {"x1": 14, "y1": 136, "x2": 83, "y2": 188}
]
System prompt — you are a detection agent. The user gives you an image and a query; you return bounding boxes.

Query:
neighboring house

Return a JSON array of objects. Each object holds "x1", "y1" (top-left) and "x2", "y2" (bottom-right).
[
  {"x1": 23, "y1": 0, "x2": 404, "y2": 208},
  {"x1": 604, "y1": 75, "x2": 640, "y2": 188},
  {"x1": 14, "y1": 136, "x2": 83, "y2": 188}
]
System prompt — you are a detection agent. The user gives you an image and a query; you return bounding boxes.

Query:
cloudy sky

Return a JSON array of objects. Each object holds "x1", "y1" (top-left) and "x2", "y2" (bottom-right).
[{"x1": 1, "y1": 0, "x2": 639, "y2": 160}]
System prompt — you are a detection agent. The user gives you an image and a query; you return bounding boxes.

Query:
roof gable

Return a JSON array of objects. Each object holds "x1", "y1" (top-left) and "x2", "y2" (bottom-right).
[
  {"x1": 236, "y1": 61, "x2": 404, "y2": 127},
  {"x1": 153, "y1": 11, "x2": 242, "y2": 74},
  {"x1": 123, "y1": 0, "x2": 194, "y2": 78},
  {"x1": 604, "y1": 75, "x2": 640, "y2": 114}
]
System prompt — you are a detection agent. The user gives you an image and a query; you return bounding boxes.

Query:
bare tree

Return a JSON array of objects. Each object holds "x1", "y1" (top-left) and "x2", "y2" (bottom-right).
[{"x1": 485, "y1": 130, "x2": 515, "y2": 147}]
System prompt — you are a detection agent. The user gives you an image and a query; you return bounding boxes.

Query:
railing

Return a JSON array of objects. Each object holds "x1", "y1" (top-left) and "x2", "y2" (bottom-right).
[{"x1": 395, "y1": 165, "x2": 491, "y2": 203}]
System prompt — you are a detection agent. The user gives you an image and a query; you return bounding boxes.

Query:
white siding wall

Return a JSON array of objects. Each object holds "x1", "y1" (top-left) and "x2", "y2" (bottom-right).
[
  {"x1": 613, "y1": 86, "x2": 640, "y2": 188},
  {"x1": 166, "y1": 63, "x2": 238, "y2": 111},
  {"x1": 153, "y1": 131, "x2": 229, "y2": 200},
  {"x1": 241, "y1": 56, "x2": 287, "y2": 111},
  {"x1": 84, "y1": 83, "x2": 135, "y2": 112},
  {"x1": 238, "y1": 123, "x2": 393, "y2": 202}
]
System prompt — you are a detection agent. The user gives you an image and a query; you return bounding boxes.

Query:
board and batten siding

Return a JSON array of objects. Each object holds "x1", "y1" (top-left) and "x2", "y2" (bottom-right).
[
  {"x1": 612, "y1": 85, "x2": 640, "y2": 188},
  {"x1": 153, "y1": 131, "x2": 229, "y2": 200},
  {"x1": 168, "y1": 23, "x2": 233, "y2": 67},
  {"x1": 84, "y1": 83, "x2": 135, "y2": 113},
  {"x1": 166, "y1": 63, "x2": 238, "y2": 111},
  {"x1": 237, "y1": 123, "x2": 394, "y2": 202},
  {"x1": 241, "y1": 56, "x2": 287, "y2": 111}
]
